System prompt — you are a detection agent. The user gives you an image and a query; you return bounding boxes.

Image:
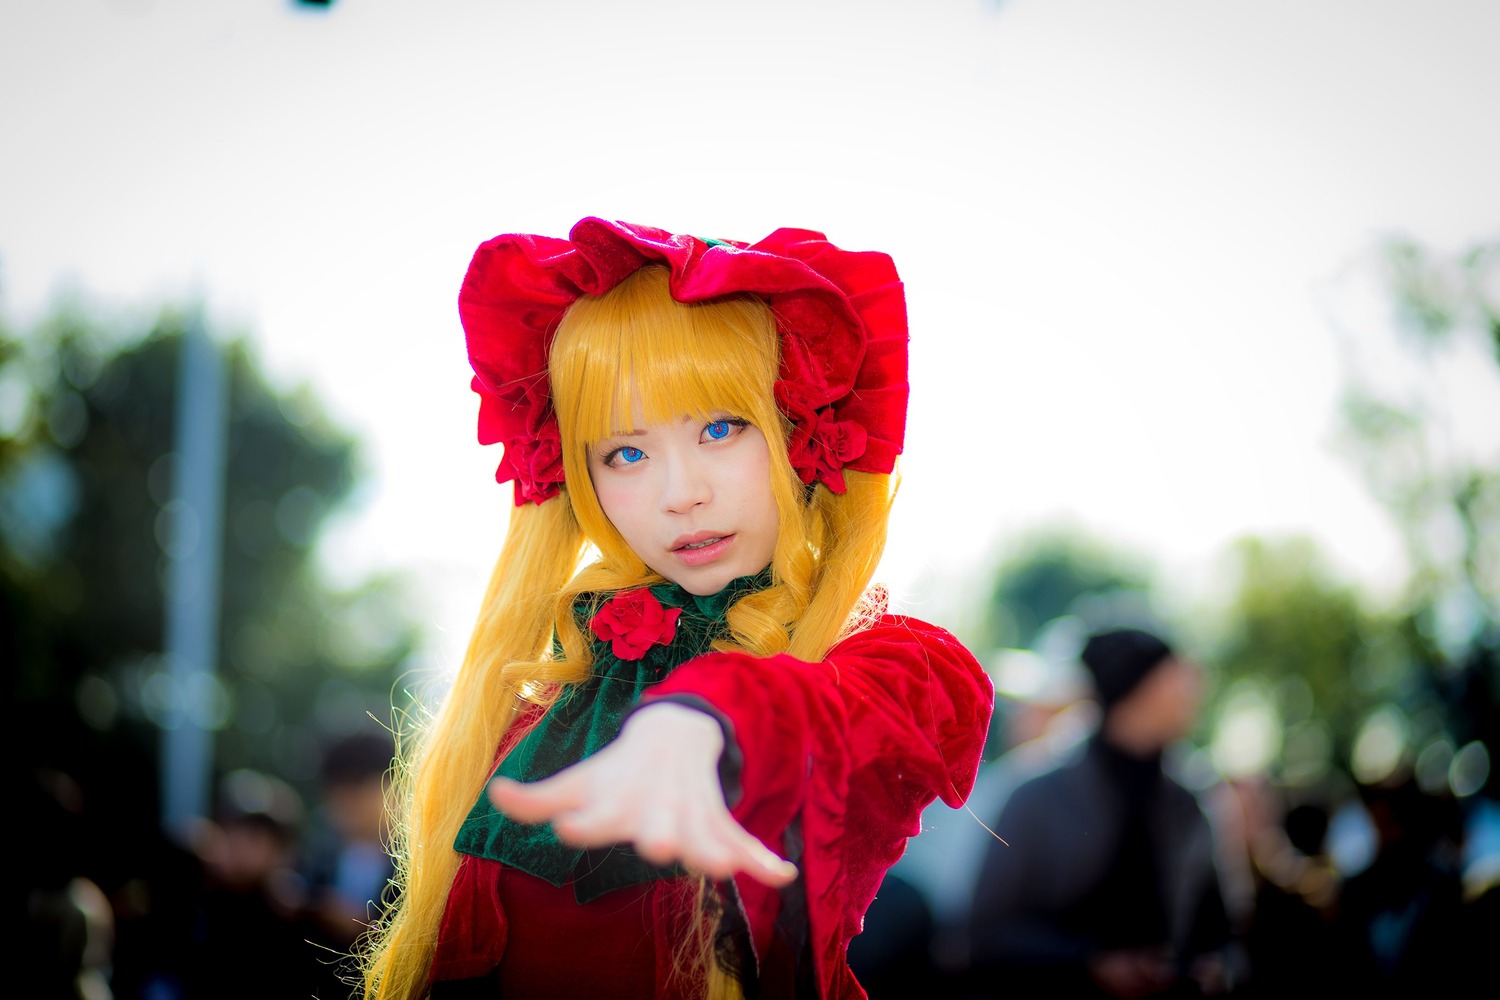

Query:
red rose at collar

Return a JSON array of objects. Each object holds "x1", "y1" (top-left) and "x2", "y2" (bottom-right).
[{"x1": 590, "y1": 589, "x2": 683, "y2": 661}]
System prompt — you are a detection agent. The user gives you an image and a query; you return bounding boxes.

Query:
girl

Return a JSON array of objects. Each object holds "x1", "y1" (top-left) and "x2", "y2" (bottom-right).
[{"x1": 361, "y1": 219, "x2": 992, "y2": 999}]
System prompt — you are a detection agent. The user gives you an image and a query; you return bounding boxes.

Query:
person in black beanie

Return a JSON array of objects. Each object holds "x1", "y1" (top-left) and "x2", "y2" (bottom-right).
[{"x1": 965, "y1": 627, "x2": 1236, "y2": 999}]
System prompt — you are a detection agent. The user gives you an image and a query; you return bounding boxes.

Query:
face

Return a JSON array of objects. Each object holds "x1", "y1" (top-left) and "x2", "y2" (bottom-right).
[
  {"x1": 1126, "y1": 655, "x2": 1204, "y2": 744},
  {"x1": 588, "y1": 410, "x2": 780, "y2": 596}
]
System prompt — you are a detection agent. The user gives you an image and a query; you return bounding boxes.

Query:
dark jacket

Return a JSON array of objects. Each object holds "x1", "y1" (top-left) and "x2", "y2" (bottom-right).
[{"x1": 968, "y1": 734, "x2": 1231, "y2": 995}]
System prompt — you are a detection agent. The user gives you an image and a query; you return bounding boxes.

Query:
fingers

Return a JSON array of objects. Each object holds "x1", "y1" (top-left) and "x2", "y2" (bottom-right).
[
  {"x1": 487, "y1": 772, "x2": 587, "y2": 824},
  {"x1": 496, "y1": 776, "x2": 799, "y2": 886},
  {"x1": 715, "y1": 821, "x2": 799, "y2": 887},
  {"x1": 485, "y1": 716, "x2": 798, "y2": 887},
  {"x1": 552, "y1": 798, "x2": 632, "y2": 848},
  {"x1": 630, "y1": 803, "x2": 685, "y2": 867},
  {"x1": 648, "y1": 806, "x2": 799, "y2": 887},
  {"x1": 496, "y1": 765, "x2": 645, "y2": 849}
]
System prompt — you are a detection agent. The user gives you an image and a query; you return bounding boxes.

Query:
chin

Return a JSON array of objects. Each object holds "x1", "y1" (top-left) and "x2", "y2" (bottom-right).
[
  {"x1": 666, "y1": 564, "x2": 748, "y2": 596},
  {"x1": 676, "y1": 574, "x2": 733, "y2": 596}
]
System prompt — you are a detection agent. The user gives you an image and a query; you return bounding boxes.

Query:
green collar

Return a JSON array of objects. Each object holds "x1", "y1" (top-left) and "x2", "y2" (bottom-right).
[{"x1": 453, "y1": 567, "x2": 772, "y2": 901}]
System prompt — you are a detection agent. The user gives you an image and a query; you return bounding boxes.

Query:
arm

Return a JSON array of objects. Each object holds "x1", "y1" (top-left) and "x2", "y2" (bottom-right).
[
  {"x1": 487, "y1": 700, "x2": 799, "y2": 886},
  {"x1": 490, "y1": 615, "x2": 991, "y2": 900},
  {"x1": 649, "y1": 615, "x2": 992, "y2": 998},
  {"x1": 643, "y1": 616, "x2": 992, "y2": 904}
]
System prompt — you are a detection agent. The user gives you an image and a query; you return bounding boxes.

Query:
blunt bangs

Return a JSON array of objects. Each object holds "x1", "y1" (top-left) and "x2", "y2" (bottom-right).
[{"x1": 551, "y1": 267, "x2": 782, "y2": 449}]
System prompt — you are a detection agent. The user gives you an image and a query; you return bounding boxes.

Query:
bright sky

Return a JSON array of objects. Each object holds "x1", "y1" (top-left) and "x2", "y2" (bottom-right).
[{"x1": 3, "y1": 0, "x2": 1497, "y2": 671}]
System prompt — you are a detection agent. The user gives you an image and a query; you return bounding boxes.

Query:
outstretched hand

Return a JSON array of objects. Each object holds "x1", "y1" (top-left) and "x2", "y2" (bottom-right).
[{"x1": 487, "y1": 701, "x2": 798, "y2": 888}]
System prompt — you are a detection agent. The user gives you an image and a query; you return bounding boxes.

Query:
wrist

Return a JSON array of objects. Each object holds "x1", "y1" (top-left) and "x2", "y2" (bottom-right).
[
  {"x1": 624, "y1": 701, "x2": 725, "y2": 756},
  {"x1": 633, "y1": 694, "x2": 744, "y2": 806}
]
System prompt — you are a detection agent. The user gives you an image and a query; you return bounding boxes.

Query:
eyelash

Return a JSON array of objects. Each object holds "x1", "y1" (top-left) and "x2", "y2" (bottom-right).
[
  {"x1": 703, "y1": 418, "x2": 749, "y2": 442},
  {"x1": 598, "y1": 418, "x2": 750, "y2": 467},
  {"x1": 598, "y1": 443, "x2": 644, "y2": 468}
]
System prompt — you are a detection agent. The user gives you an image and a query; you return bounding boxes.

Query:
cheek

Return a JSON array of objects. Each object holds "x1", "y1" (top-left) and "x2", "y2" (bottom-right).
[
  {"x1": 736, "y1": 442, "x2": 778, "y2": 526},
  {"x1": 752, "y1": 464, "x2": 781, "y2": 543},
  {"x1": 588, "y1": 461, "x2": 643, "y2": 534},
  {"x1": 592, "y1": 478, "x2": 638, "y2": 532},
  {"x1": 740, "y1": 431, "x2": 774, "y2": 485}
]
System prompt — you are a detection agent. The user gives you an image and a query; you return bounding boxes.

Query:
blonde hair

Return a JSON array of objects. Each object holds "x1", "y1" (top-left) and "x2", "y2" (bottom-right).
[{"x1": 360, "y1": 266, "x2": 897, "y2": 999}]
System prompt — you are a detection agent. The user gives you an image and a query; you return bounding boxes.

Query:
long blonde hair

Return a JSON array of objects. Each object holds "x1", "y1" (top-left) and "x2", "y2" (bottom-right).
[{"x1": 360, "y1": 266, "x2": 896, "y2": 998}]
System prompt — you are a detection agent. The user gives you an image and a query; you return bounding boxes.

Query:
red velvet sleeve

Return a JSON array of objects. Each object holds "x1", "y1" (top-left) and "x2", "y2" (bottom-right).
[{"x1": 639, "y1": 614, "x2": 993, "y2": 998}]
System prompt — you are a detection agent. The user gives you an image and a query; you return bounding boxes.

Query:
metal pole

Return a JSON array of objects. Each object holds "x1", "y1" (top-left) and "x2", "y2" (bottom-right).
[{"x1": 160, "y1": 305, "x2": 228, "y2": 841}]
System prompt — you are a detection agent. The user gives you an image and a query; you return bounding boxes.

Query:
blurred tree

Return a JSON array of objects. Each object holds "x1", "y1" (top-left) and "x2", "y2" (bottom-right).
[
  {"x1": 1328, "y1": 236, "x2": 1498, "y2": 793},
  {"x1": 1204, "y1": 535, "x2": 1406, "y2": 786},
  {"x1": 980, "y1": 528, "x2": 1154, "y2": 653},
  {"x1": 2, "y1": 299, "x2": 417, "y2": 873},
  {"x1": 1334, "y1": 238, "x2": 1498, "y2": 630}
]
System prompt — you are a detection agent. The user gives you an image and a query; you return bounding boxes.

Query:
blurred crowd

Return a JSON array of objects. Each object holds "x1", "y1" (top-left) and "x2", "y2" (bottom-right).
[
  {"x1": 850, "y1": 625, "x2": 1499, "y2": 999},
  {"x1": 23, "y1": 731, "x2": 395, "y2": 1000},
  {"x1": 22, "y1": 627, "x2": 1499, "y2": 999}
]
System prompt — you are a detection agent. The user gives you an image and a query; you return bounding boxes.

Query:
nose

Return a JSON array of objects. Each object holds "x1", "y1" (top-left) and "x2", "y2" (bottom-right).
[{"x1": 660, "y1": 452, "x2": 712, "y2": 514}]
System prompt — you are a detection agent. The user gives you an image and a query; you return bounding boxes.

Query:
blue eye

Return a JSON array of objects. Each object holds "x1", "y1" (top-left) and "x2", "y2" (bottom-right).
[
  {"x1": 702, "y1": 418, "x2": 748, "y2": 443},
  {"x1": 619, "y1": 446, "x2": 645, "y2": 464}
]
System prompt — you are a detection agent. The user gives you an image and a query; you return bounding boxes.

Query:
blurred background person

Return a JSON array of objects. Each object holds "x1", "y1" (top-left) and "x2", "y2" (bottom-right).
[
  {"x1": 20, "y1": 767, "x2": 116, "y2": 1000},
  {"x1": 180, "y1": 769, "x2": 322, "y2": 999},
  {"x1": 1222, "y1": 779, "x2": 1340, "y2": 998},
  {"x1": 967, "y1": 626, "x2": 1235, "y2": 999},
  {"x1": 300, "y1": 730, "x2": 397, "y2": 993},
  {"x1": 1330, "y1": 770, "x2": 1475, "y2": 994}
]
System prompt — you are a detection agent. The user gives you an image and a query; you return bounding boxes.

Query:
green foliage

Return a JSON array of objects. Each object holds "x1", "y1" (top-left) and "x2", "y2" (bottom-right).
[
  {"x1": 1383, "y1": 237, "x2": 1500, "y2": 360},
  {"x1": 1211, "y1": 539, "x2": 1375, "y2": 711},
  {"x1": 1338, "y1": 237, "x2": 1500, "y2": 621},
  {"x1": 1204, "y1": 536, "x2": 1408, "y2": 782}
]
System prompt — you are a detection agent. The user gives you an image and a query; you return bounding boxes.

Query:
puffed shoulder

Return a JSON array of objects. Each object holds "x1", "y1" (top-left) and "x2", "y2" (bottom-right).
[
  {"x1": 829, "y1": 612, "x2": 987, "y2": 664},
  {"x1": 641, "y1": 612, "x2": 992, "y2": 812}
]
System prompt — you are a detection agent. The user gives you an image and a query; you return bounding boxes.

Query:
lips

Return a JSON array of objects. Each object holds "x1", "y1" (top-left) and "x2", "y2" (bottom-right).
[{"x1": 671, "y1": 531, "x2": 735, "y2": 567}]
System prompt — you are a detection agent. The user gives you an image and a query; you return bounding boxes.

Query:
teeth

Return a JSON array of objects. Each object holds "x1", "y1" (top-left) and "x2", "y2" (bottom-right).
[{"x1": 683, "y1": 537, "x2": 722, "y2": 550}]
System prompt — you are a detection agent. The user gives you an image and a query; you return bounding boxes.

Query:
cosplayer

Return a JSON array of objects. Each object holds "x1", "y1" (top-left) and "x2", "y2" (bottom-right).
[{"x1": 360, "y1": 218, "x2": 992, "y2": 999}]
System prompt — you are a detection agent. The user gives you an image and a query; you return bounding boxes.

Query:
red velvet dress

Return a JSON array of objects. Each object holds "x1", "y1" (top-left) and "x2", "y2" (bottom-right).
[{"x1": 431, "y1": 613, "x2": 991, "y2": 998}]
